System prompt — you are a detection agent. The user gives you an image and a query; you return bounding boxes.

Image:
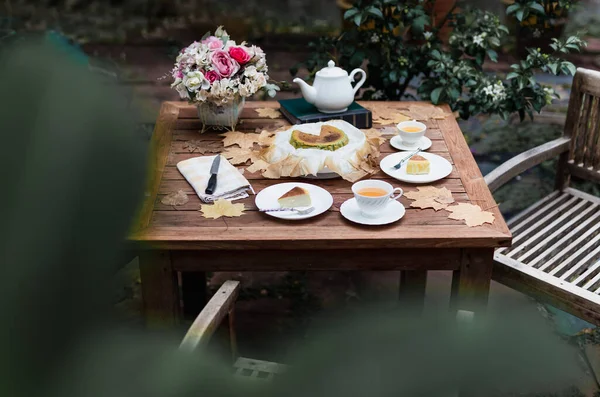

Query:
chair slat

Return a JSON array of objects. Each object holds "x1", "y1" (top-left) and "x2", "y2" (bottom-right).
[
  {"x1": 516, "y1": 201, "x2": 598, "y2": 262},
  {"x1": 528, "y1": 209, "x2": 600, "y2": 268},
  {"x1": 508, "y1": 197, "x2": 589, "y2": 261},
  {"x1": 548, "y1": 232, "x2": 600, "y2": 276},
  {"x1": 560, "y1": 244, "x2": 600, "y2": 282},
  {"x1": 583, "y1": 96, "x2": 599, "y2": 168},
  {"x1": 506, "y1": 191, "x2": 562, "y2": 228},
  {"x1": 584, "y1": 96, "x2": 600, "y2": 169},
  {"x1": 537, "y1": 213, "x2": 600, "y2": 272},
  {"x1": 579, "y1": 252, "x2": 600, "y2": 289},
  {"x1": 573, "y1": 258, "x2": 600, "y2": 286},
  {"x1": 572, "y1": 93, "x2": 592, "y2": 166},
  {"x1": 505, "y1": 196, "x2": 581, "y2": 258}
]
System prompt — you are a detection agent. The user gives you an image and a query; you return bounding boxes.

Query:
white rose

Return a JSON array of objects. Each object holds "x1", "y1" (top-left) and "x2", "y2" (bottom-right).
[
  {"x1": 253, "y1": 73, "x2": 267, "y2": 88},
  {"x1": 255, "y1": 57, "x2": 266, "y2": 71},
  {"x1": 184, "y1": 71, "x2": 210, "y2": 92},
  {"x1": 244, "y1": 65, "x2": 258, "y2": 78},
  {"x1": 239, "y1": 81, "x2": 254, "y2": 97}
]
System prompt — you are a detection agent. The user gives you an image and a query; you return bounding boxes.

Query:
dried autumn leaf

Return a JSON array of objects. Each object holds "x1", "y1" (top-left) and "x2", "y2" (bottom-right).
[
  {"x1": 258, "y1": 129, "x2": 278, "y2": 146},
  {"x1": 406, "y1": 104, "x2": 449, "y2": 121},
  {"x1": 256, "y1": 107, "x2": 281, "y2": 119},
  {"x1": 364, "y1": 128, "x2": 386, "y2": 147},
  {"x1": 161, "y1": 190, "x2": 189, "y2": 206},
  {"x1": 221, "y1": 131, "x2": 260, "y2": 149},
  {"x1": 183, "y1": 140, "x2": 222, "y2": 154},
  {"x1": 222, "y1": 146, "x2": 258, "y2": 165},
  {"x1": 370, "y1": 107, "x2": 411, "y2": 124},
  {"x1": 446, "y1": 203, "x2": 495, "y2": 227},
  {"x1": 200, "y1": 199, "x2": 245, "y2": 219},
  {"x1": 404, "y1": 186, "x2": 455, "y2": 211},
  {"x1": 246, "y1": 159, "x2": 270, "y2": 173}
]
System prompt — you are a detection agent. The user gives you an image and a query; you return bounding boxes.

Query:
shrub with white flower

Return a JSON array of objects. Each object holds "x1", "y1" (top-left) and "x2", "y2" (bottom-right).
[{"x1": 170, "y1": 26, "x2": 279, "y2": 106}]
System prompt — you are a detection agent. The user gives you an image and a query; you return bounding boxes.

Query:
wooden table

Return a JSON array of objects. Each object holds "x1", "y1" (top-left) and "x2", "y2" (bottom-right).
[{"x1": 130, "y1": 101, "x2": 512, "y2": 327}]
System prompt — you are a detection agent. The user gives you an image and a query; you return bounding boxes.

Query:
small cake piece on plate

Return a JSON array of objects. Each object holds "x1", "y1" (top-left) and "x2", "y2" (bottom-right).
[
  {"x1": 406, "y1": 154, "x2": 430, "y2": 175},
  {"x1": 277, "y1": 186, "x2": 312, "y2": 208}
]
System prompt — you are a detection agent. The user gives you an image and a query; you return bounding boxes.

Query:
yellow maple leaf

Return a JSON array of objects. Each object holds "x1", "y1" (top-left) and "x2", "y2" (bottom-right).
[
  {"x1": 222, "y1": 146, "x2": 258, "y2": 165},
  {"x1": 405, "y1": 104, "x2": 449, "y2": 121},
  {"x1": 446, "y1": 203, "x2": 495, "y2": 227},
  {"x1": 256, "y1": 107, "x2": 281, "y2": 119},
  {"x1": 220, "y1": 131, "x2": 260, "y2": 149},
  {"x1": 200, "y1": 199, "x2": 245, "y2": 219},
  {"x1": 258, "y1": 129, "x2": 278, "y2": 146},
  {"x1": 370, "y1": 107, "x2": 411, "y2": 125},
  {"x1": 246, "y1": 159, "x2": 270, "y2": 173},
  {"x1": 160, "y1": 190, "x2": 189, "y2": 206},
  {"x1": 404, "y1": 186, "x2": 455, "y2": 211}
]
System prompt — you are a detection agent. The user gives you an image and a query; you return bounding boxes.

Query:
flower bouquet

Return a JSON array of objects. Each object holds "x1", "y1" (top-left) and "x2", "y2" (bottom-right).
[{"x1": 170, "y1": 26, "x2": 278, "y2": 130}]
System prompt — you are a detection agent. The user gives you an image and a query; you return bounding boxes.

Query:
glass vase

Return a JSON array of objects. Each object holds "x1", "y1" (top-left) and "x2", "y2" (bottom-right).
[{"x1": 196, "y1": 95, "x2": 245, "y2": 132}]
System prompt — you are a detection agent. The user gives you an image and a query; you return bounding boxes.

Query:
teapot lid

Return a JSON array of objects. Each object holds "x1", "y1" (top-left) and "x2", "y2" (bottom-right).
[{"x1": 316, "y1": 60, "x2": 348, "y2": 78}]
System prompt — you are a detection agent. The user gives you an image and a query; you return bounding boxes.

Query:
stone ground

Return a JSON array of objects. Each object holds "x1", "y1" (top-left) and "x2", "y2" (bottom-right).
[{"x1": 101, "y1": 35, "x2": 600, "y2": 394}]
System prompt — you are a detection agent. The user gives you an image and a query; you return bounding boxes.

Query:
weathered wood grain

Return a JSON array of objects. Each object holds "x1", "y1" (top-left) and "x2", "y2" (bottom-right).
[
  {"x1": 485, "y1": 137, "x2": 570, "y2": 193},
  {"x1": 171, "y1": 249, "x2": 461, "y2": 271},
  {"x1": 139, "y1": 250, "x2": 180, "y2": 327},
  {"x1": 133, "y1": 103, "x2": 179, "y2": 232},
  {"x1": 180, "y1": 280, "x2": 240, "y2": 352}
]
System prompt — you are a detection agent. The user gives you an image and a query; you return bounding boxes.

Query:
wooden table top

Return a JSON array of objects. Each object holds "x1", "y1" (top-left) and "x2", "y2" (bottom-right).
[{"x1": 130, "y1": 101, "x2": 511, "y2": 251}]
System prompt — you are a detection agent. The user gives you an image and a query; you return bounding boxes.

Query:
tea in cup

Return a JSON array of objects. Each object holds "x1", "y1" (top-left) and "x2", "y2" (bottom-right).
[
  {"x1": 352, "y1": 179, "x2": 403, "y2": 217},
  {"x1": 397, "y1": 120, "x2": 426, "y2": 147}
]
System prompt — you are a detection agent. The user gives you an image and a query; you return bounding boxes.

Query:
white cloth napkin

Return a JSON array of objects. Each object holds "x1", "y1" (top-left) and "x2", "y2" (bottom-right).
[{"x1": 177, "y1": 155, "x2": 254, "y2": 203}]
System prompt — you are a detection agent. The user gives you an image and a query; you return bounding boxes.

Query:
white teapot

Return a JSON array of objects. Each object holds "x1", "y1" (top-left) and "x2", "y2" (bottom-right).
[{"x1": 293, "y1": 60, "x2": 366, "y2": 114}]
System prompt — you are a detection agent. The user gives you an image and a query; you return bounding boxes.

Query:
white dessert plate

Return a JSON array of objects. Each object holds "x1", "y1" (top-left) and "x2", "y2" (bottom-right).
[
  {"x1": 255, "y1": 182, "x2": 333, "y2": 220},
  {"x1": 380, "y1": 151, "x2": 453, "y2": 184},
  {"x1": 390, "y1": 135, "x2": 432, "y2": 151},
  {"x1": 340, "y1": 198, "x2": 405, "y2": 226}
]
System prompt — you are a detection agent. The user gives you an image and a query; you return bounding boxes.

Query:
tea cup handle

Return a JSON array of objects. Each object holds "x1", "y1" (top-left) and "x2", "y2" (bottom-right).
[{"x1": 390, "y1": 188, "x2": 403, "y2": 201}]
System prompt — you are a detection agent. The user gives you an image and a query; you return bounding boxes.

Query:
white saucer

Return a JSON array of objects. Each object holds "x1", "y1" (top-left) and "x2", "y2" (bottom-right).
[
  {"x1": 340, "y1": 198, "x2": 405, "y2": 226},
  {"x1": 255, "y1": 182, "x2": 333, "y2": 220},
  {"x1": 390, "y1": 135, "x2": 432, "y2": 151},
  {"x1": 379, "y1": 151, "x2": 453, "y2": 184}
]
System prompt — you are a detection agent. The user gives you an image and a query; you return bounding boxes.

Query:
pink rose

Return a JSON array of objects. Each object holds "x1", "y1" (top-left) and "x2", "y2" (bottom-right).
[
  {"x1": 229, "y1": 46, "x2": 251, "y2": 65},
  {"x1": 211, "y1": 50, "x2": 240, "y2": 78},
  {"x1": 205, "y1": 70, "x2": 221, "y2": 84},
  {"x1": 202, "y1": 36, "x2": 223, "y2": 50}
]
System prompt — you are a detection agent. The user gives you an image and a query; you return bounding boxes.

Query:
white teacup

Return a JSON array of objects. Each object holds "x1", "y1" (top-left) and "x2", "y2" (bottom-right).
[
  {"x1": 352, "y1": 179, "x2": 403, "y2": 218},
  {"x1": 397, "y1": 120, "x2": 426, "y2": 147}
]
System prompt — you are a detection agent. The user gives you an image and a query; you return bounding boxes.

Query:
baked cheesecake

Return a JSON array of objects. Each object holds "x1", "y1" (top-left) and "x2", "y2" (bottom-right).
[
  {"x1": 406, "y1": 154, "x2": 430, "y2": 175},
  {"x1": 290, "y1": 125, "x2": 349, "y2": 151},
  {"x1": 277, "y1": 186, "x2": 312, "y2": 208}
]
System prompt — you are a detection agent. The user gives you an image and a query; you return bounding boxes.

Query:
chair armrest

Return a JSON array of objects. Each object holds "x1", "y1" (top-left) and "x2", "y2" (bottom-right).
[
  {"x1": 484, "y1": 137, "x2": 570, "y2": 193},
  {"x1": 180, "y1": 280, "x2": 240, "y2": 352}
]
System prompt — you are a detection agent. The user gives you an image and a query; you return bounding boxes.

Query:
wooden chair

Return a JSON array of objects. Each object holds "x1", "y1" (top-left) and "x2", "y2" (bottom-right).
[
  {"x1": 179, "y1": 280, "x2": 287, "y2": 381},
  {"x1": 485, "y1": 67, "x2": 600, "y2": 326},
  {"x1": 180, "y1": 279, "x2": 477, "y2": 383}
]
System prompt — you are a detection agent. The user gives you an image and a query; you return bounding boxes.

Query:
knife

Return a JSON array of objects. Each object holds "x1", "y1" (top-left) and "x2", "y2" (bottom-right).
[{"x1": 205, "y1": 155, "x2": 221, "y2": 195}]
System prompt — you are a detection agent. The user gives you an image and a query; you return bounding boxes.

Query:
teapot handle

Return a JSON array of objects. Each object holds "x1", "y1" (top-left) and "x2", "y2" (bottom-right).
[{"x1": 349, "y1": 68, "x2": 367, "y2": 95}]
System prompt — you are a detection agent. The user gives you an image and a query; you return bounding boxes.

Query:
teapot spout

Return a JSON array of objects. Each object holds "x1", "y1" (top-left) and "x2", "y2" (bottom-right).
[{"x1": 293, "y1": 78, "x2": 317, "y2": 105}]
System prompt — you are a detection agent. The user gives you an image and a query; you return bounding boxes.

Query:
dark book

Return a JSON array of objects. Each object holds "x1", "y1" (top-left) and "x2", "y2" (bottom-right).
[{"x1": 278, "y1": 98, "x2": 372, "y2": 129}]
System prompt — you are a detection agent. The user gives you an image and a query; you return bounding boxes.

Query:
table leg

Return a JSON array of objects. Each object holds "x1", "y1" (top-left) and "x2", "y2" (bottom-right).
[
  {"x1": 139, "y1": 250, "x2": 180, "y2": 328},
  {"x1": 399, "y1": 270, "x2": 427, "y2": 313},
  {"x1": 450, "y1": 248, "x2": 494, "y2": 313},
  {"x1": 181, "y1": 272, "x2": 207, "y2": 320}
]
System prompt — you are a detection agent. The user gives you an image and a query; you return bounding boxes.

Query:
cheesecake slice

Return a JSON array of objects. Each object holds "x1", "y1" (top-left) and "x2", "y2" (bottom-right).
[
  {"x1": 406, "y1": 154, "x2": 430, "y2": 175},
  {"x1": 277, "y1": 186, "x2": 312, "y2": 208}
]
